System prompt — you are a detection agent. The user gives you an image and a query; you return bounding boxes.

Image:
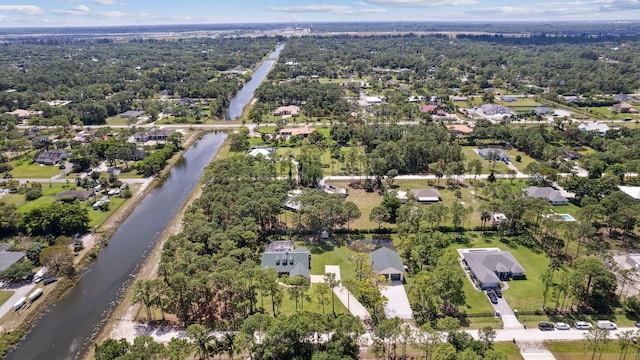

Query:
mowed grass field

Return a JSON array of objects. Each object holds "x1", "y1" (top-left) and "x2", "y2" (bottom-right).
[
  {"x1": 547, "y1": 340, "x2": 626, "y2": 360},
  {"x1": 9, "y1": 152, "x2": 62, "y2": 178}
]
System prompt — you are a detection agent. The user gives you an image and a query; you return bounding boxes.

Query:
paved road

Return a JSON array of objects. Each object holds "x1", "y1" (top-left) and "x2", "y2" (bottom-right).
[{"x1": 467, "y1": 326, "x2": 639, "y2": 342}]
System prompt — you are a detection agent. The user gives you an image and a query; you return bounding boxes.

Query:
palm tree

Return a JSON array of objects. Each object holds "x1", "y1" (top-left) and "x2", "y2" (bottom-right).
[{"x1": 186, "y1": 324, "x2": 216, "y2": 360}]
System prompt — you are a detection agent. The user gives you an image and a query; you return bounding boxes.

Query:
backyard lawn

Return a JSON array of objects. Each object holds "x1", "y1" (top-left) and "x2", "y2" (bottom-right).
[
  {"x1": 307, "y1": 243, "x2": 362, "y2": 281},
  {"x1": 503, "y1": 149, "x2": 538, "y2": 173}
]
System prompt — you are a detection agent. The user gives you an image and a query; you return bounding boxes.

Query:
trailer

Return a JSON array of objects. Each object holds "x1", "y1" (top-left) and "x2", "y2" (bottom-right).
[
  {"x1": 28, "y1": 288, "x2": 43, "y2": 302},
  {"x1": 13, "y1": 296, "x2": 26, "y2": 311}
]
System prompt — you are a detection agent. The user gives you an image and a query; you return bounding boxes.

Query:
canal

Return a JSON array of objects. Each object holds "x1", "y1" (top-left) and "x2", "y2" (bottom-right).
[
  {"x1": 224, "y1": 43, "x2": 285, "y2": 120},
  {"x1": 6, "y1": 133, "x2": 227, "y2": 360}
]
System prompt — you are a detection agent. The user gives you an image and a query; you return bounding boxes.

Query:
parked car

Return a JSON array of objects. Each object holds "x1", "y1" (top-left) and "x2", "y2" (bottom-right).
[
  {"x1": 597, "y1": 320, "x2": 617, "y2": 330},
  {"x1": 575, "y1": 321, "x2": 593, "y2": 330},
  {"x1": 538, "y1": 322, "x2": 554, "y2": 331},
  {"x1": 43, "y1": 277, "x2": 58, "y2": 285},
  {"x1": 486, "y1": 290, "x2": 498, "y2": 304},
  {"x1": 555, "y1": 322, "x2": 571, "y2": 330},
  {"x1": 493, "y1": 287, "x2": 502, "y2": 298},
  {"x1": 635, "y1": 321, "x2": 640, "y2": 328}
]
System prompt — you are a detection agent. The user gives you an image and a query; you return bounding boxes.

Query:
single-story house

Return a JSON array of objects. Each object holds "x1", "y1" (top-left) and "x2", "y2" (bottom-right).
[
  {"x1": 370, "y1": 246, "x2": 404, "y2": 281},
  {"x1": 55, "y1": 189, "x2": 95, "y2": 202},
  {"x1": 283, "y1": 190, "x2": 304, "y2": 211},
  {"x1": 480, "y1": 104, "x2": 513, "y2": 116},
  {"x1": 613, "y1": 94, "x2": 636, "y2": 103},
  {"x1": 561, "y1": 95, "x2": 582, "y2": 103},
  {"x1": 4, "y1": 109, "x2": 43, "y2": 119},
  {"x1": 410, "y1": 189, "x2": 442, "y2": 204},
  {"x1": 614, "y1": 103, "x2": 639, "y2": 114},
  {"x1": 476, "y1": 148, "x2": 509, "y2": 163},
  {"x1": 119, "y1": 110, "x2": 146, "y2": 118},
  {"x1": 34, "y1": 150, "x2": 70, "y2": 166},
  {"x1": 247, "y1": 148, "x2": 275, "y2": 158},
  {"x1": 451, "y1": 95, "x2": 468, "y2": 102},
  {"x1": 419, "y1": 105, "x2": 437, "y2": 114},
  {"x1": 134, "y1": 128, "x2": 175, "y2": 142},
  {"x1": 532, "y1": 105, "x2": 554, "y2": 116},
  {"x1": 446, "y1": 124, "x2": 473, "y2": 135},
  {"x1": 501, "y1": 96, "x2": 518, "y2": 102},
  {"x1": 365, "y1": 96, "x2": 383, "y2": 105},
  {"x1": 523, "y1": 186, "x2": 568, "y2": 205},
  {"x1": 279, "y1": 127, "x2": 316, "y2": 139},
  {"x1": 578, "y1": 122, "x2": 609, "y2": 134},
  {"x1": 619, "y1": 186, "x2": 640, "y2": 201},
  {"x1": 565, "y1": 151, "x2": 583, "y2": 161},
  {"x1": 261, "y1": 241, "x2": 311, "y2": 279},
  {"x1": 273, "y1": 105, "x2": 300, "y2": 117},
  {"x1": 461, "y1": 248, "x2": 526, "y2": 289}
]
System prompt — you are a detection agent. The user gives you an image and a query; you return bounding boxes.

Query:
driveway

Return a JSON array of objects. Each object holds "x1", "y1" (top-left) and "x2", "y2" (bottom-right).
[
  {"x1": 379, "y1": 281, "x2": 413, "y2": 319},
  {"x1": 0, "y1": 282, "x2": 36, "y2": 320},
  {"x1": 489, "y1": 294, "x2": 524, "y2": 329},
  {"x1": 310, "y1": 266, "x2": 371, "y2": 320}
]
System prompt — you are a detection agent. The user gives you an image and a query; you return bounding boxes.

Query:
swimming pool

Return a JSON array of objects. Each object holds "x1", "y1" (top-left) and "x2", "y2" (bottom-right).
[{"x1": 558, "y1": 214, "x2": 576, "y2": 221}]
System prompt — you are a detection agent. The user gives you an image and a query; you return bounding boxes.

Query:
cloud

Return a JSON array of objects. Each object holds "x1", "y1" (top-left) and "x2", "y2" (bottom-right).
[
  {"x1": 267, "y1": 4, "x2": 386, "y2": 15},
  {"x1": 0, "y1": 5, "x2": 44, "y2": 15},
  {"x1": 92, "y1": 0, "x2": 117, "y2": 5},
  {"x1": 363, "y1": 0, "x2": 479, "y2": 6},
  {"x1": 72, "y1": 5, "x2": 91, "y2": 12}
]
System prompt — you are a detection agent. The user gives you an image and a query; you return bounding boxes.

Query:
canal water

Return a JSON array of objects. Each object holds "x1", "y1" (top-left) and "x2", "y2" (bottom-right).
[
  {"x1": 224, "y1": 43, "x2": 285, "y2": 120},
  {"x1": 6, "y1": 133, "x2": 227, "y2": 360}
]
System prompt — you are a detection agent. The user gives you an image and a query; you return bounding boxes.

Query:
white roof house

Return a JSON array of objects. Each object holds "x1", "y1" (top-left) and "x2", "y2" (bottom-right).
[
  {"x1": 619, "y1": 186, "x2": 640, "y2": 200},
  {"x1": 247, "y1": 148, "x2": 274, "y2": 158},
  {"x1": 578, "y1": 122, "x2": 610, "y2": 134},
  {"x1": 365, "y1": 96, "x2": 383, "y2": 104}
]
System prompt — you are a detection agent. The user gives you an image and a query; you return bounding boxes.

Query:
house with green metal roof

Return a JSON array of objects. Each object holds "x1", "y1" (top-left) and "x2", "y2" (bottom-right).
[
  {"x1": 370, "y1": 246, "x2": 404, "y2": 281},
  {"x1": 261, "y1": 241, "x2": 311, "y2": 279}
]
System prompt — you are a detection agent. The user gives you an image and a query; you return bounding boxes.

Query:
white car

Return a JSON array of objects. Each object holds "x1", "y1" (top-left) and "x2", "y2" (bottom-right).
[
  {"x1": 575, "y1": 321, "x2": 593, "y2": 330},
  {"x1": 555, "y1": 322, "x2": 571, "y2": 330}
]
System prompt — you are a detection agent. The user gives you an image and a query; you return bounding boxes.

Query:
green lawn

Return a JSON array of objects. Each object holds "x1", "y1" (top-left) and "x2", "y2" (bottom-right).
[
  {"x1": 446, "y1": 232, "x2": 551, "y2": 312},
  {"x1": 587, "y1": 106, "x2": 640, "y2": 121},
  {"x1": 106, "y1": 116, "x2": 130, "y2": 126},
  {"x1": 89, "y1": 197, "x2": 127, "y2": 228},
  {"x1": 258, "y1": 283, "x2": 349, "y2": 317},
  {"x1": 547, "y1": 340, "x2": 624, "y2": 360},
  {"x1": 492, "y1": 342, "x2": 524, "y2": 360},
  {"x1": 551, "y1": 204, "x2": 581, "y2": 218},
  {"x1": 323, "y1": 180, "x2": 383, "y2": 229},
  {"x1": 503, "y1": 149, "x2": 537, "y2": 173},
  {"x1": 462, "y1": 147, "x2": 511, "y2": 175},
  {"x1": 495, "y1": 97, "x2": 542, "y2": 107},
  {"x1": 308, "y1": 243, "x2": 361, "y2": 281},
  {"x1": 9, "y1": 154, "x2": 62, "y2": 178},
  {"x1": 0, "y1": 291, "x2": 13, "y2": 308}
]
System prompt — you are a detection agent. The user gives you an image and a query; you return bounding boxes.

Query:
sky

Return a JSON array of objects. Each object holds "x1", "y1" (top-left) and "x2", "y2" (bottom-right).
[{"x1": 0, "y1": 0, "x2": 639, "y2": 28}]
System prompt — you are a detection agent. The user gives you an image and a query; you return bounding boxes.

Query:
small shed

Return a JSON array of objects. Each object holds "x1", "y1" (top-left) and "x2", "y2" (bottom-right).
[{"x1": 370, "y1": 246, "x2": 404, "y2": 281}]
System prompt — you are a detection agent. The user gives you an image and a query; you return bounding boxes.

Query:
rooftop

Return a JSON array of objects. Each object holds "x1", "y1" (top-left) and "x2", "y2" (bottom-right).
[{"x1": 370, "y1": 246, "x2": 404, "y2": 274}]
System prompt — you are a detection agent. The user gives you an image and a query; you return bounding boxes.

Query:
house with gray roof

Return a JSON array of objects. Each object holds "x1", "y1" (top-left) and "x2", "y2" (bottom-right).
[
  {"x1": 480, "y1": 104, "x2": 513, "y2": 116},
  {"x1": 476, "y1": 148, "x2": 509, "y2": 163},
  {"x1": 0, "y1": 245, "x2": 25, "y2": 272},
  {"x1": 523, "y1": 186, "x2": 568, "y2": 205},
  {"x1": 55, "y1": 189, "x2": 95, "y2": 202},
  {"x1": 461, "y1": 248, "x2": 525, "y2": 289},
  {"x1": 410, "y1": 189, "x2": 442, "y2": 204},
  {"x1": 261, "y1": 241, "x2": 311, "y2": 279},
  {"x1": 370, "y1": 246, "x2": 404, "y2": 281}
]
